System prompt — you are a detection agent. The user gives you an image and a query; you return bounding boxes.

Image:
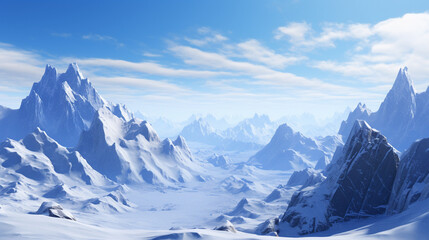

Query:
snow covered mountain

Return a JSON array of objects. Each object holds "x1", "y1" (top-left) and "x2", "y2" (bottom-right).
[
  {"x1": 0, "y1": 64, "x2": 203, "y2": 186},
  {"x1": 0, "y1": 128, "x2": 133, "y2": 214},
  {"x1": 247, "y1": 123, "x2": 340, "y2": 171},
  {"x1": 0, "y1": 127, "x2": 110, "y2": 187},
  {"x1": 223, "y1": 114, "x2": 277, "y2": 145},
  {"x1": 279, "y1": 108, "x2": 351, "y2": 138},
  {"x1": 278, "y1": 120, "x2": 399, "y2": 235},
  {"x1": 0, "y1": 63, "x2": 132, "y2": 147},
  {"x1": 339, "y1": 67, "x2": 429, "y2": 151},
  {"x1": 77, "y1": 107, "x2": 203, "y2": 184},
  {"x1": 180, "y1": 118, "x2": 260, "y2": 150}
]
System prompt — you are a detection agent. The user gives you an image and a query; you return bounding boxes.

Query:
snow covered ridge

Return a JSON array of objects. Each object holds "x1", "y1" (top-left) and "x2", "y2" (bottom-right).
[
  {"x1": 339, "y1": 67, "x2": 429, "y2": 151},
  {"x1": 277, "y1": 120, "x2": 399, "y2": 235},
  {"x1": 0, "y1": 63, "x2": 204, "y2": 185},
  {"x1": 0, "y1": 63, "x2": 132, "y2": 147},
  {"x1": 0, "y1": 127, "x2": 132, "y2": 215},
  {"x1": 179, "y1": 113, "x2": 280, "y2": 150},
  {"x1": 77, "y1": 107, "x2": 204, "y2": 184},
  {"x1": 247, "y1": 123, "x2": 342, "y2": 171},
  {"x1": 180, "y1": 118, "x2": 262, "y2": 150}
]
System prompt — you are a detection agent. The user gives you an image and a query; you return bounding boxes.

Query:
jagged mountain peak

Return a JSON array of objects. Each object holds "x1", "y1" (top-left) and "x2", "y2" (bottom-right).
[
  {"x1": 392, "y1": 66, "x2": 414, "y2": 94},
  {"x1": 251, "y1": 113, "x2": 270, "y2": 122},
  {"x1": 0, "y1": 63, "x2": 136, "y2": 147},
  {"x1": 348, "y1": 119, "x2": 372, "y2": 138}
]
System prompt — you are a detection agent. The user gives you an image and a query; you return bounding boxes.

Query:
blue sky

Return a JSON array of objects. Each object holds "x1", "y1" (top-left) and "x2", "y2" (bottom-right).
[{"x1": 1, "y1": 0, "x2": 429, "y2": 121}]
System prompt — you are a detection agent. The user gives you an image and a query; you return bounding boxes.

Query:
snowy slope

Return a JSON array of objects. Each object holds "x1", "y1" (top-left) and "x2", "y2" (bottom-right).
[
  {"x1": 0, "y1": 128, "x2": 132, "y2": 215},
  {"x1": 247, "y1": 124, "x2": 339, "y2": 171},
  {"x1": 0, "y1": 63, "x2": 132, "y2": 147},
  {"x1": 77, "y1": 108, "x2": 204, "y2": 184},
  {"x1": 0, "y1": 128, "x2": 110, "y2": 187}
]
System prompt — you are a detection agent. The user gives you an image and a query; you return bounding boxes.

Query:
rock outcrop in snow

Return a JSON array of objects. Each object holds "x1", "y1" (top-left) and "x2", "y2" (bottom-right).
[
  {"x1": 214, "y1": 220, "x2": 238, "y2": 233},
  {"x1": 34, "y1": 201, "x2": 76, "y2": 221},
  {"x1": 387, "y1": 138, "x2": 429, "y2": 214},
  {"x1": 0, "y1": 63, "x2": 132, "y2": 147},
  {"x1": 279, "y1": 120, "x2": 399, "y2": 235}
]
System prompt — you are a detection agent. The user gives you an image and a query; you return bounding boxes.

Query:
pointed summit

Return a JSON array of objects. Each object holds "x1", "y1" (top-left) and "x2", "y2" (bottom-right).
[
  {"x1": 391, "y1": 66, "x2": 415, "y2": 94},
  {"x1": 0, "y1": 63, "x2": 130, "y2": 147},
  {"x1": 65, "y1": 62, "x2": 84, "y2": 79}
]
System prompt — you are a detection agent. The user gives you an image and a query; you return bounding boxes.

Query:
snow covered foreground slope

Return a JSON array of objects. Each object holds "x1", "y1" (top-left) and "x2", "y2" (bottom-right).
[
  {"x1": 0, "y1": 63, "x2": 132, "y2": 147},
  {"x1": 339, "y1": 67, "x2": 429, "y2": 151},
  {"x1": 1, "y1": 198, "x2": 429, "y2": 240}
]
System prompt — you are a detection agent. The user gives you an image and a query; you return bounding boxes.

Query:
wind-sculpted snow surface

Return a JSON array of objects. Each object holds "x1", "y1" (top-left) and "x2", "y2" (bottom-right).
[
  {"x1": 0, "y1": 63, "x2": 132, "y2": 147},
  {"x1": 387, "y1": 138, "x2": 429, "y2": 214},
  {"x1": 248, "y1": 123, "x2": 338, "y2": 171},
  {"x1": 339, "y1": 67, "x2": 429, "y2": 151},
  {"x1": 77, "y1": 108, "x2": 204, "y2": 184},
  {"x1": 278, "y1": 120, "x2": 399, "y2": 235}
]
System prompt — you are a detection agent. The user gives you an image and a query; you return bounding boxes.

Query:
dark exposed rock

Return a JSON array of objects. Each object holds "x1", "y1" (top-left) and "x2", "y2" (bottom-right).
[
  {"x1": 279, "y1": 120, "x2": 399, "y2": 235},
  {"x1": 387, "y1": 138, "x2": 429, "y2": 214}
]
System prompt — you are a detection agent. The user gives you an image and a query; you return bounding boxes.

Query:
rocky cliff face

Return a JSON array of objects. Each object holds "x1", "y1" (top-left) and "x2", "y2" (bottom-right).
[
  {"x1": 278, "y1": 120, "x2": 399, "y2": 235},
  {"x1": 387, "y1": 138, "x2": 429, "y2": 214}
]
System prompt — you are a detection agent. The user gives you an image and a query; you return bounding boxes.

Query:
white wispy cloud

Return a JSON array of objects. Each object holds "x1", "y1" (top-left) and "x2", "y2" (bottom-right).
[
  {"x1": 63, "y1": 57, "x2": 231, "y2": 78},
  {"x1": 185, "y1": 27, "x2": 228, "y2": 46},
  {"x1": 275, "y1": 21, "x2": 372, "y2": 50},
  {"x1": 92, "y1": 76, "x2": 191, "y2": 93},
  {"x1": 308, "y1": 12, "x2": 429, "y2": 89},
  {"x1": 0, "y1": 43, "x2": 44, "y2": 87},
  {"x1": 82, "y1": 34, "x2": 124, "y2": 47},
  {"x1": 143, "y1": 52, "x2": 162, "y2": 57},
  {"x1": 235, "y1": 39, "x2": 305, "y2": 68}
]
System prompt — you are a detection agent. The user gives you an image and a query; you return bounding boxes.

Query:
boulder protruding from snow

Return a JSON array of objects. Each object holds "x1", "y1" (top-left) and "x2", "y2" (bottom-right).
[
  {"x1": 214, "y1": 220, "x2": 237, "y2": 233},
  {"x1": 34, "y1": 201, "x2": 76, "y2": 221}
]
